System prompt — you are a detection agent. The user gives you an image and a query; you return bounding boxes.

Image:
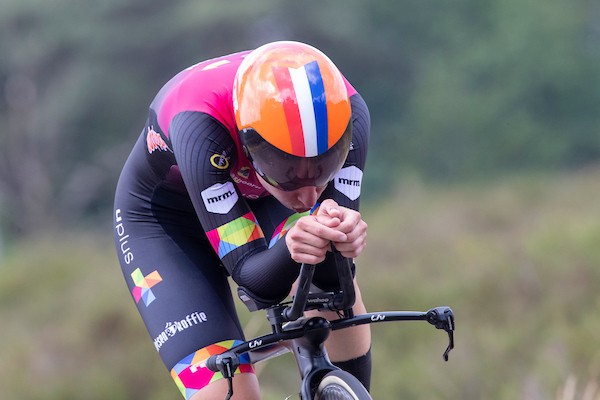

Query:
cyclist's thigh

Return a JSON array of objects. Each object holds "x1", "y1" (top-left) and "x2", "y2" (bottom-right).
[{"x1": 113, "y1": 190, "x2": 258, "y2": 399}]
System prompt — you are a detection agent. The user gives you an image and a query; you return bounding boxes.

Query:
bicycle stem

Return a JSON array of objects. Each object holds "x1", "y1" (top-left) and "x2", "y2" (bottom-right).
[{"x1": 283, "y1": 245, "x2": 355, "y2": 323}]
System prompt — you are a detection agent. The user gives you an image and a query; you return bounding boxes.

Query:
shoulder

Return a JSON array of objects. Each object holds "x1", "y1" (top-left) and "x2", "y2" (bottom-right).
[{"x1": 150, "y1": 51, "x2": 251, "y2": 138}]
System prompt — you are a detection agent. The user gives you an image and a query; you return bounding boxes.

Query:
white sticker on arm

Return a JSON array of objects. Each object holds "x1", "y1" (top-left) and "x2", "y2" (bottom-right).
[
  {"x1": 334, "y1": 166, "x2": 363, "y2": 201},
  {"x1": 201, "y1": 182, "x2": 239, "y2": 214}
]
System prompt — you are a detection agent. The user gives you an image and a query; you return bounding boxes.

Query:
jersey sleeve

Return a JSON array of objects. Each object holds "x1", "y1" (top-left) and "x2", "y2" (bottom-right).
[
  {"x1": 169, "y1": 111, "x2": 300, "y2": 303},
  {"x1": 320, "y1": 93, "x2": 370, "y2": 211}
]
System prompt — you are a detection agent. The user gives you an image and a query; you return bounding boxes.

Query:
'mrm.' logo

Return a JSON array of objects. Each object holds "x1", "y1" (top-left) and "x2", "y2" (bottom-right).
[
  {"x1": 334, "y1": 166, "x2": 363, "y2": 201},
  {"x1": 201, "y1": 182, "x2": 239, "y2": 214}
]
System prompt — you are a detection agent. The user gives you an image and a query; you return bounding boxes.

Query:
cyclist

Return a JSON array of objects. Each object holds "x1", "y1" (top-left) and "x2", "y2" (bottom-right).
[{"x1": 113, "y1": 41, "x2": 371, "y2": 400}]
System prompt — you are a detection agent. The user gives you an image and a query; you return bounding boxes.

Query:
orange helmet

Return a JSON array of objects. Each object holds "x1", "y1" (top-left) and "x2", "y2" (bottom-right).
[{"x1": 233, "y1": 41, "x2": 352, "y2": 191}]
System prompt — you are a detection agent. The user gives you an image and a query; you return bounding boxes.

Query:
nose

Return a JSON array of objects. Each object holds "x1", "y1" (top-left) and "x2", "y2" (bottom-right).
[{"x1": 297, "y1": 187, "x2": 319, "y2": 208}]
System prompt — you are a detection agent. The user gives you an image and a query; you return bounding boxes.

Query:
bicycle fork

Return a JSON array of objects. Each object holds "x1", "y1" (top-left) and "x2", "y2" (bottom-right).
[{"x1": 284, "y1": 316, "x2": 340, "y2": 399}]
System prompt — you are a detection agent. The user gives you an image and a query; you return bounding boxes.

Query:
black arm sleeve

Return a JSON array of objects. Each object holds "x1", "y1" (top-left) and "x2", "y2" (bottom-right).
[
  {"x1": 234, "y1": 238, "x2": 300, "y2": 303},
  {"x1": 170, "y1": 111, "x2": 300, "y2": 303}
]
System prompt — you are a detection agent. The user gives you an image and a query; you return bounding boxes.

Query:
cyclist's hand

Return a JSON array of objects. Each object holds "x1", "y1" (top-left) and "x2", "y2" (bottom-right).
[
  {"x1": 316, "y1": 200, "x2": 367, "y2": 259},
  {"x1": 285, "y1": 212, "x2": 347, "y2": 264}
]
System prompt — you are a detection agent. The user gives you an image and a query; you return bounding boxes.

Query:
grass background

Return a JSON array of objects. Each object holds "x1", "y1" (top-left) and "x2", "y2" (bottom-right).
[{"x1": 1, "y1": 167, "x2": 600, "y2": 399}]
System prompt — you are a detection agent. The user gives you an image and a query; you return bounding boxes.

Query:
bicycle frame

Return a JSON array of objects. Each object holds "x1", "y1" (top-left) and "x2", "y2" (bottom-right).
[{"x1": 207, "y1": 254, "x2": 455, "y2": 399}]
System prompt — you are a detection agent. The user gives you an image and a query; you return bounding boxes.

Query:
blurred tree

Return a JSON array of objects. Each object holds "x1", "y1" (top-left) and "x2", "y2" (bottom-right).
[{"x1": 387, "y1": 0, "x2": 600, "y2": 180}]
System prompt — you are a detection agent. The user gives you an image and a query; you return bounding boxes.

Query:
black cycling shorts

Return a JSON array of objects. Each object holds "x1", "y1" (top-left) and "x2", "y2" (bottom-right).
[{"x1": 113, "y1": 161, "x2": 302, "y2": 398}]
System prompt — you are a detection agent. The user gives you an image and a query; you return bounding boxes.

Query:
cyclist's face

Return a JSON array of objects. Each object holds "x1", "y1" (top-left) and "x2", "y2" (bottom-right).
[{"x1": 258, "y1": 175, "x2": 326, "y2": 213}]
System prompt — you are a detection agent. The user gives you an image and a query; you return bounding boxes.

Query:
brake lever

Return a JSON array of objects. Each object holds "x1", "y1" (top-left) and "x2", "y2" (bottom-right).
[
  {"x1": 206, "y1": 352, "x2": 239, "y2": 400},
  {"x1": 443, "y1": 330, "x2": 454, "y2": 362},
  {"x1": 426, "y1": 306, "x2": 455, "y2": 361}
]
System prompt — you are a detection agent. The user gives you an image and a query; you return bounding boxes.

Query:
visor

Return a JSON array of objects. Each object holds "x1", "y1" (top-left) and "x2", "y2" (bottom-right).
[{"x1": 241, "y1": 121, "x2": 352, "y2": 191}]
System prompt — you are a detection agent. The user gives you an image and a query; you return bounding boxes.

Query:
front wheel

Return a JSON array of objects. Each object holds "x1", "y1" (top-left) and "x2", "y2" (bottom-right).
[{"x1": 314, "y1": 370, "x2": 372, "y2": 400}]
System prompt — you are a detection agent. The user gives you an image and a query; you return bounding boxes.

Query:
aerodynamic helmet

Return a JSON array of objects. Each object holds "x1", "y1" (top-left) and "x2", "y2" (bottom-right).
[{"x1": 233, "y1": 41, "x2": 352, "y2": 191}]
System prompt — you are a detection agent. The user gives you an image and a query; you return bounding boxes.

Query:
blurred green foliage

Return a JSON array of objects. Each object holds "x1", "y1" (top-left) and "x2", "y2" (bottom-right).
[{"x1": 1, "y1": 0, "x2": 599, "y2": 237}]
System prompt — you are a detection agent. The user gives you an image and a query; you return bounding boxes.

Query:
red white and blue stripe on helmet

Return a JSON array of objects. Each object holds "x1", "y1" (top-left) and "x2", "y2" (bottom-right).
[{"x1": 273, "y1": 61, "x2": 329, "y2": 157}]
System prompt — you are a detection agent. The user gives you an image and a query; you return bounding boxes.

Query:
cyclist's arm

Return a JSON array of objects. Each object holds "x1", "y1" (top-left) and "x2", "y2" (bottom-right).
[
  {"x1": 312, "y1": 93, "x2": 371, "y2": 288},
  {"x1": 169, "y1": 111, "x2": 300, "y2": 304}
]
